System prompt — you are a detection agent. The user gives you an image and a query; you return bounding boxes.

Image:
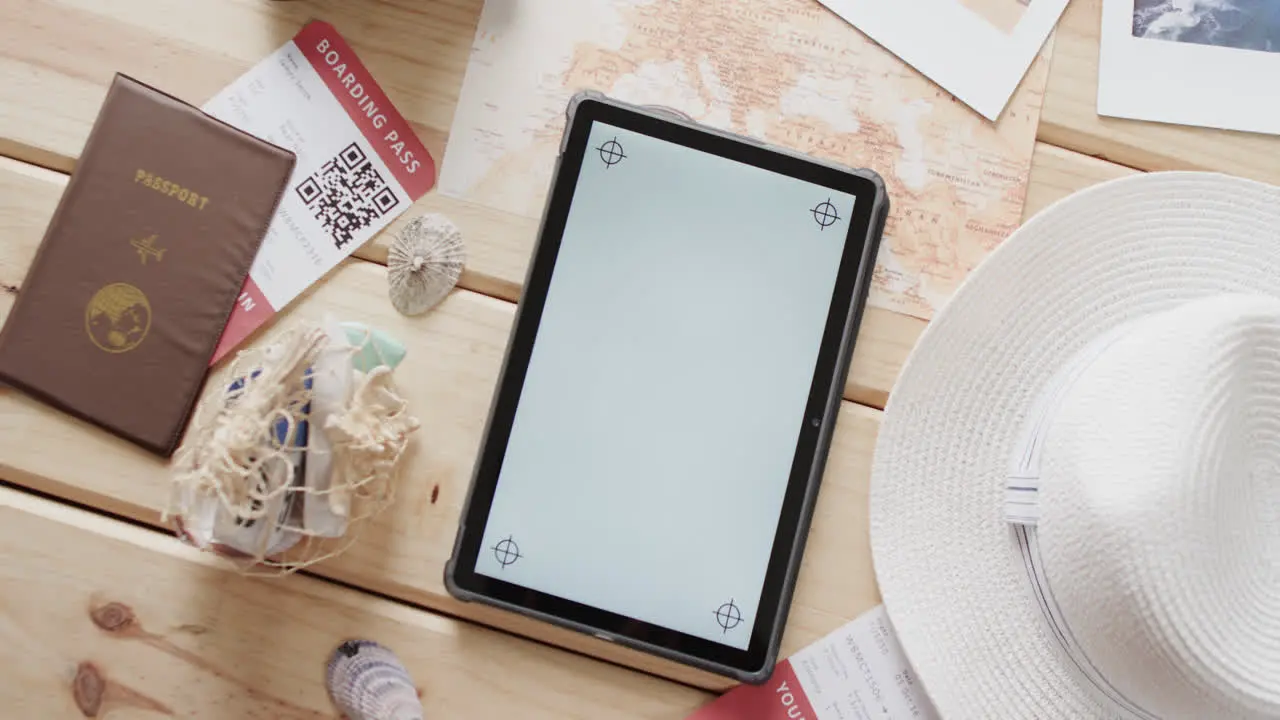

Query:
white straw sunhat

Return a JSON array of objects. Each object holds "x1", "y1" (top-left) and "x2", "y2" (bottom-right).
[{"x1": 870, "y1": 172, "x2": 1280, "y2": 719}]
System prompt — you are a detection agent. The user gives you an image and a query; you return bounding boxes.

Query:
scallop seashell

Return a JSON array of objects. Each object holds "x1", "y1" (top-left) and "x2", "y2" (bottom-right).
[
  {"x1": 326, "y1": 640, "x2": 424, "y2": 720},
  {"x1": 387, "y1": 214, "x2": 465, "y2": 316}
]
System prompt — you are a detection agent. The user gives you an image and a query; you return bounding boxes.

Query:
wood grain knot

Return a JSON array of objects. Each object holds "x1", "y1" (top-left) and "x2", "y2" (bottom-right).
[
  {"x1": 1, "y1": 283, "x2": 18, "y2": 296},
  {"x1": 90, "y1": 601, "x2": 136, "y2": 633},
  {"x1": 73, "y1": 662, "x2": 105, "y2": 717}
]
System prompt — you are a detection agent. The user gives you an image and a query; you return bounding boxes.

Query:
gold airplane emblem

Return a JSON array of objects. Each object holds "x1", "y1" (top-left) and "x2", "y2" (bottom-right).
[{"x1": 130, "y1": 234, "x2": 166, "y2": 265}]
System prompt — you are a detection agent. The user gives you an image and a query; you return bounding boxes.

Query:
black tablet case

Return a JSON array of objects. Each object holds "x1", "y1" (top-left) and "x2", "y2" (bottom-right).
[{"x1": 445, "y1": 91, "x2": 890, "y2": 685}]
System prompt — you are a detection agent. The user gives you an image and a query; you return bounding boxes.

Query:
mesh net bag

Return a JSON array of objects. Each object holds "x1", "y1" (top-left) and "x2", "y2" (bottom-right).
[{"x1": 164, "y1": 319, "x2": 419, "y2": 574}]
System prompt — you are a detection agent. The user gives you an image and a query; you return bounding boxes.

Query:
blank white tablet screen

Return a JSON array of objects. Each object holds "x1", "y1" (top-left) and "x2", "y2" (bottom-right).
[{"x1": 475, "y1": 121, "x2": 854, "y2": 649}]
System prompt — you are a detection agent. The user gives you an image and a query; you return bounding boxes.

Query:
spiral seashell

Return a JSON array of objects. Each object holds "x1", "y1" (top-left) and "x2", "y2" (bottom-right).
[
  {"x1": 387, "y1": 213, "x2": 465, "y2": 316},
  {"x1": 326, "y1": 640, "x2": 424, "y2": 720}
]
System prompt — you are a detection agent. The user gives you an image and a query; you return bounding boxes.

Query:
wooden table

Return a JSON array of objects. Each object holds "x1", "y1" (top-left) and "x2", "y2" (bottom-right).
[{"x1": 1, "y1": 0, "x2": 1273, "y2": 716}]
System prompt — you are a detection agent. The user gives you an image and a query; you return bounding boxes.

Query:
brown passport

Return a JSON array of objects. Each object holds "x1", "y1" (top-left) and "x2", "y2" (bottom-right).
[{"x1": 0, "y1": 74, "x2": 295, "y2": 457}]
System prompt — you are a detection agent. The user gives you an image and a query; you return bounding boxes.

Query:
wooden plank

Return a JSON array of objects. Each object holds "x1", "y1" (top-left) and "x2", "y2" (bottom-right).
[
  {"x1": 0, "y1": 154, "x2": 882, "y2": 689},
  {"x1": 1023, "y1": 143, "x2": 1136, "y2": 217},
  {"x1": 1039, "y1": 0, "x2": 1280, "y2": 181},
  {"x1": 0, "y1": 485, "x2": 710, "y2": 717}
]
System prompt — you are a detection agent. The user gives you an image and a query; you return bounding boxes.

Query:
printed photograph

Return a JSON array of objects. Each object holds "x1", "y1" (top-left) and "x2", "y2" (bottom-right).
[
  {"x1": 1134, "y1": 0, "x2": 1280, "y2": 54},
  {"x1": 960, "y1": 0, "x2": 1032, "y2": 33}
]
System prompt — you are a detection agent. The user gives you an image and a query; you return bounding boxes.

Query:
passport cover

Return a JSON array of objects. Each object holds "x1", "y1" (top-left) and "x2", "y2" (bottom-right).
[{"x1": 0, "y1": 74, "x2": 295, "y2": 457}]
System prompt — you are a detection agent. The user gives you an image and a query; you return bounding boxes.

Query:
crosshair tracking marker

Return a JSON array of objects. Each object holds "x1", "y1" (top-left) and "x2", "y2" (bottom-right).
[
  {"x1": 492, "y1": 535, "x2": 522, "y2": 568},
  {"x1": 811, "y1": 198, "x2": 840, "y2": 229},
  {"x1": 596, "y1": 137, "x2": 626, "y2": 168},
  {"x1": 714, "y1": 599, "x2": 744, "y2": 633}
]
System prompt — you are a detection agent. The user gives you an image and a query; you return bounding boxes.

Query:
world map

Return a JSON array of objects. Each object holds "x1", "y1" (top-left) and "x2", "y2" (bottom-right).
[{"x1": 439, "y1": 0, "x2": 1049, "y2": 320}]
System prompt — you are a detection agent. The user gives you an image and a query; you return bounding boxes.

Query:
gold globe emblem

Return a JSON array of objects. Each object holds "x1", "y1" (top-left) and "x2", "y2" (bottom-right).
[{"x1": 85, "y1": 283, "x2": 151, "y2": 353}]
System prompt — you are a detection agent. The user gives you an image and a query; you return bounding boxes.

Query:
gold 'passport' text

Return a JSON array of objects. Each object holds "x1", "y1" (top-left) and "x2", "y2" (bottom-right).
[{"x1": 135, "y1": 169, "x2": 209, "y2": 210}]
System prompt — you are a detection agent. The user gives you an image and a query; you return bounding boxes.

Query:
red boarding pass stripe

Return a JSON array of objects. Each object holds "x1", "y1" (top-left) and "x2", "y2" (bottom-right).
[
  {"x1": 210, "y1": 276, "x2": 272, "y2": 365},
  {"x1": 295, "y1": 20, "x2": 436, "y2": 199},
  {"x1": 686, "y1": 660, "x2": 820, "y2": 720}
]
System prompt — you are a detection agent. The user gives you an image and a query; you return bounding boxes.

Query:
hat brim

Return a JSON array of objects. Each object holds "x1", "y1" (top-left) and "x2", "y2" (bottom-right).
[{"x1": 870, "y1": 172, "x2": 1280, "y2": 718}]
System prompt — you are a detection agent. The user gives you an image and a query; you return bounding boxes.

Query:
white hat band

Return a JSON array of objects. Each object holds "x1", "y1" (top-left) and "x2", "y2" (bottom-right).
[
  {"x1": 1014, "y1": 526, "x2": 1156, "y2": 720},
  {"x1": 1004, "y1": 326, "x2": 1125, "y2": 525},
  {"x1": 1004, "y1": 326, "x2": 1156, "y2": 719}
]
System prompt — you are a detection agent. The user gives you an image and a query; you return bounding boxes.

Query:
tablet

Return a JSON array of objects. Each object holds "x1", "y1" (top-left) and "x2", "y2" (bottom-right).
[{"x1": 446, "y1": 93, "x2": 888, "y2": 683}]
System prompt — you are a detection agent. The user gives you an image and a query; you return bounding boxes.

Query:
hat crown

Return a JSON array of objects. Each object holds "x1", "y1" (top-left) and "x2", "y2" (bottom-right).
[{"x1": 1039, "y1": 294, "x2": 1280, "y2": 718}]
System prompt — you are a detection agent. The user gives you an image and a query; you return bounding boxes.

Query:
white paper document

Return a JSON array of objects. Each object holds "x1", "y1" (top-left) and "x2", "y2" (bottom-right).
[
  {"x1": 687, "y1": 605, "x2": 939, "y2": 720},
  {"x1": 201, "y1": 21, "x2": 434, "y2": 362},
  {"x1": 814, "y1": 0, "x2": 1069, "y2": 121},
  {"x1": 1098, "y1": 0, "x2": 1280, "y2": 135}
]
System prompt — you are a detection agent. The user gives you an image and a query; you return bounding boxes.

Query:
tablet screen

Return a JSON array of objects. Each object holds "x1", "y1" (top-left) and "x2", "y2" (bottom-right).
[{"x1": 471, "y1": 119, "x2": 856, "y2": 651}]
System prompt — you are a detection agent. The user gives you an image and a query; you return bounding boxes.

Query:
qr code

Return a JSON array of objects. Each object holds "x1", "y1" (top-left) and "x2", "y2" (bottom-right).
[{"x1": 296, "y1": 142, "x2": 400, "y2": 250}]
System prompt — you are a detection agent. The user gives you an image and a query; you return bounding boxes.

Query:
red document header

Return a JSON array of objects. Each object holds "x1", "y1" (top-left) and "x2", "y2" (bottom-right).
[{"x1": 295, "y1": 20, "x2": 435, "y2": 200}]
